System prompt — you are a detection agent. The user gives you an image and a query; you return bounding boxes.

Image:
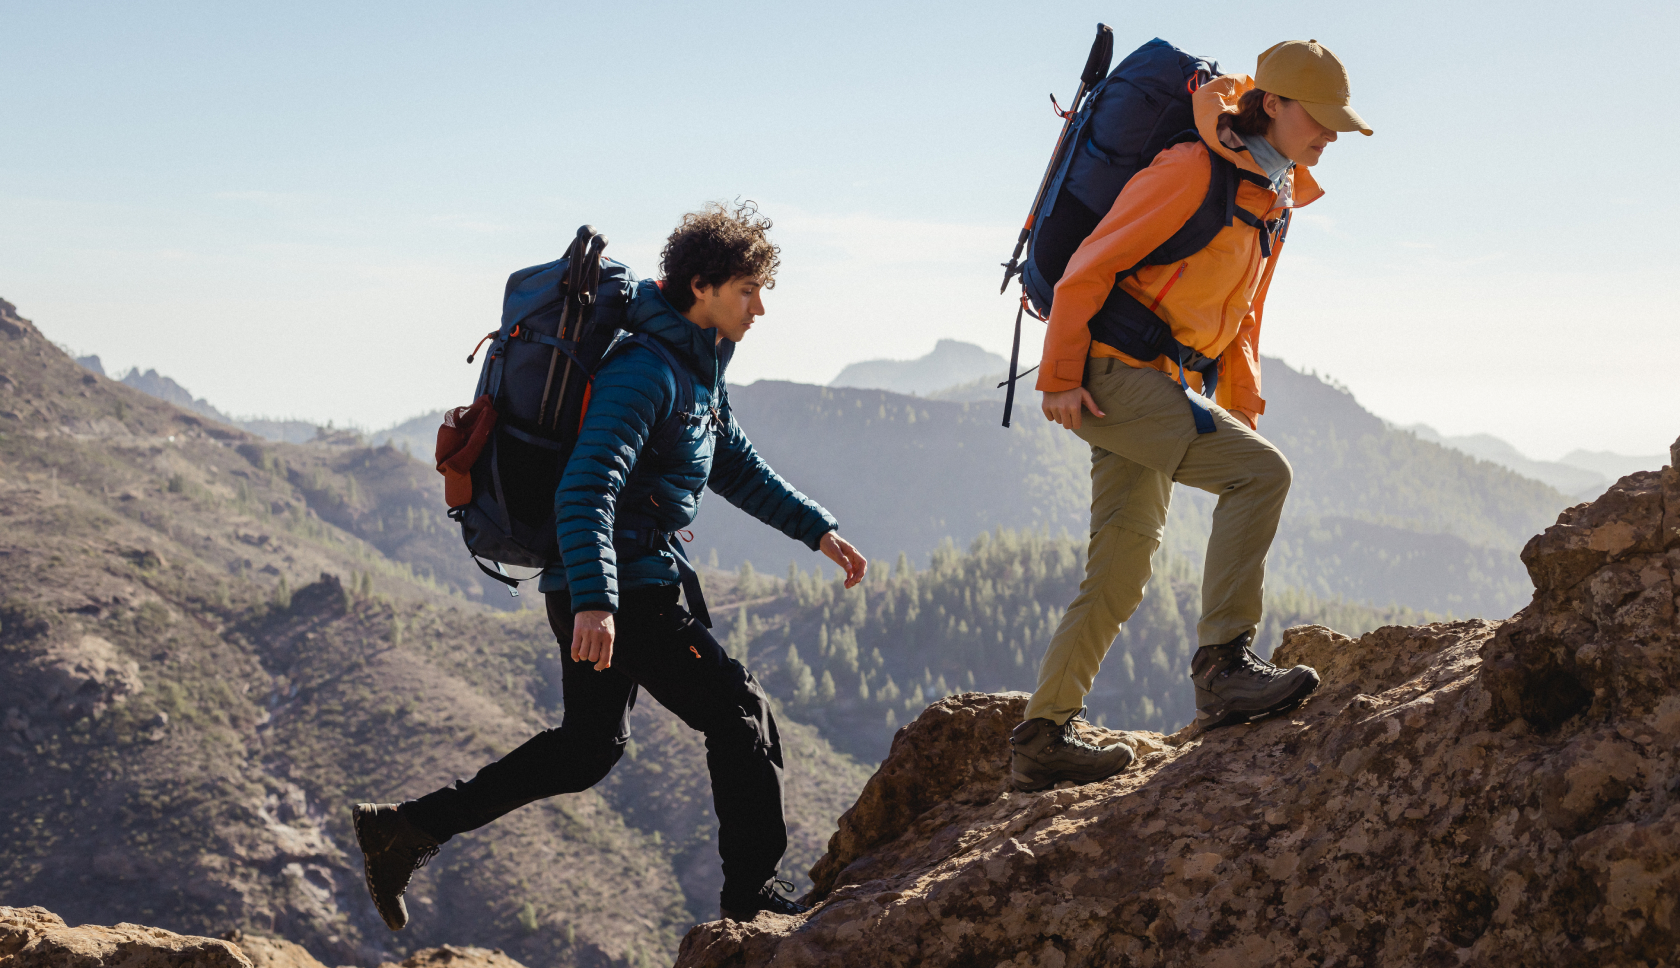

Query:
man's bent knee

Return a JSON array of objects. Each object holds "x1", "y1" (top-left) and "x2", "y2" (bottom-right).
[{"x1": 703, "y1": 676, "x2": 781, "y2": 759}]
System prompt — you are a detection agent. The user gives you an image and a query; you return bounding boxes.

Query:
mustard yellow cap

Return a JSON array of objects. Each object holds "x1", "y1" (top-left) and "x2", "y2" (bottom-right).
[{"x1": 1255, "y1": 39, "x2": 1373, "y2": 136}]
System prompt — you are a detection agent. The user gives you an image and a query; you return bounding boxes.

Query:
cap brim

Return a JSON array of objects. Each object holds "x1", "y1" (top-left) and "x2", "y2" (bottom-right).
[{"x1": 1300, "y1": 100, "x2": 1373, "y2": 135}]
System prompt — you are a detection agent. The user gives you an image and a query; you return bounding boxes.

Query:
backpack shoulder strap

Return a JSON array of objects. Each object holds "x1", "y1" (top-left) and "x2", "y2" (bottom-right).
[
  {"x1": 613, "y1": 333, "x2": 696, "y2": 455},
  {"x1": 1134, "y1": 133, "x2": 1284, "y2": 269}
]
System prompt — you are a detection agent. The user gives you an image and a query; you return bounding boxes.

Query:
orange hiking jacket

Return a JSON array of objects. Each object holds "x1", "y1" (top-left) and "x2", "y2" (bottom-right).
[{"x1": 1034, "y1": 74, "x2": 1324, "y2": 426}]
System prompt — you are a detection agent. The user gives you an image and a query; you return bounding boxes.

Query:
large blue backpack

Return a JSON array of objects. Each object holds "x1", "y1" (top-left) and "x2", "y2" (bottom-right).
[
  {"x1": 444, "y1": 226, "x2": 701, "y2": 596},
  {"x1": 1000, "y1": 35, "x2": 1290, "y2": 431}
]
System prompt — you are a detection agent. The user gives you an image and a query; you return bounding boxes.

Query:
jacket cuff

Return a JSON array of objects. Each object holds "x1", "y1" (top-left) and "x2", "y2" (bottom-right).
[
  {"x1": 801, "y1": 516, "x2": 840, "y2": 552},
  {"x1": 567, "y1": 590, "x2": 617, "y2": 614},
  {"x1": 1035, "y1": 358, "x2": 1085, "y2": 392},
  {"x1": 1226, "y1": 386, "x2": 1266, "y2": 416}
]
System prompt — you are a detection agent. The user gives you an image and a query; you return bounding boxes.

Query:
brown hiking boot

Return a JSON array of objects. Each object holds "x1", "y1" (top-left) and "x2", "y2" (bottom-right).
[
  {"x1": 1190, "y1": 631, "x2": 1320, "y2": 730},
  {"x1": 352, "y1": 803, "x2": 440, "y2": 931},
  {"x1": 1009, "y1": 715, "x2": 1135, "y2": 792}
]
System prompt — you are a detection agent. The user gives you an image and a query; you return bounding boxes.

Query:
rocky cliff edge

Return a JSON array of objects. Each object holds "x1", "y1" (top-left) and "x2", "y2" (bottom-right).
[{"x1": 677, "y1": 457, "x2": 1680, "y2": 967}]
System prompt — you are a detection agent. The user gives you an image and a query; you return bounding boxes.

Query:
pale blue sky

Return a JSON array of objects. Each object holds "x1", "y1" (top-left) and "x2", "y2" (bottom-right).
[{"x1": 3, "y1": 0, "x2": 1676, "y2": 458}]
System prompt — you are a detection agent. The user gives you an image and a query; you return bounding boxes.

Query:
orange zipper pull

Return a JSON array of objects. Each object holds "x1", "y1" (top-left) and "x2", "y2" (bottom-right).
[{"x1": 466, "y1": 330, "x2": 498, "y2": 364}]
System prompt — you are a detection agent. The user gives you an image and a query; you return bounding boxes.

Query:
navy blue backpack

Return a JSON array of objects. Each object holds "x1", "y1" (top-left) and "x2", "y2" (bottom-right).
[
  {"x1": 442, "y1": 226, "x2": 701, "y2": 595},
  {"x1": 999, "y1": 33, "x2": 1290, "y2": 431}
]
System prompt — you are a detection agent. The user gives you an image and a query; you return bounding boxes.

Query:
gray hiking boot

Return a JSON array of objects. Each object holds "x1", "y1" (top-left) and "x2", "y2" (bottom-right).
[
  {"x1": 1190, "y1": 632, "x2": 1320, "y2": 730},
  {"x1": 1010, "y1": 714, "x2": 1135, "y2": 792},
  {"x1": 352, "y1": 803, "x2": 440, "y2": 931}
]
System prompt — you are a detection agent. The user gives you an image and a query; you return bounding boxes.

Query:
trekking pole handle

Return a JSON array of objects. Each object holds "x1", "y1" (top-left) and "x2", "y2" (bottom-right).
[{"x1": 1082, "y1": 24, "x2": 1114, "y2": 88}]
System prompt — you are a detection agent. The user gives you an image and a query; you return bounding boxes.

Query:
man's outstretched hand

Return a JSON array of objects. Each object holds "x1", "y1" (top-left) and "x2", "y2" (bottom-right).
[
  {"x1": 1042, "y1": 387, "x2": 1104, "y2": 430},
  {"x1": 821, "y1": 531, "x2": 868, "y2": 589},
  {"x1": 572, "y1": 610, "x2": 615, "y2": 671}
]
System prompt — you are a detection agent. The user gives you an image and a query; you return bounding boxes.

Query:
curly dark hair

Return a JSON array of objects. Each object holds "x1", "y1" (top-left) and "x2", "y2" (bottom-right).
[
  {"x1": 1230, "y1": 88, "x2": 1291, "y2": 138},
  {"x1": 659, "y1": 201, "x2": 781, "y2": 312}
]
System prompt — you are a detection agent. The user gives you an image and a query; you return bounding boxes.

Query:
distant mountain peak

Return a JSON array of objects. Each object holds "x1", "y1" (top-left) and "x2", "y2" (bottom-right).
[{"x1": 830, "y1": 340, "x2": 1007, "y2": 397}]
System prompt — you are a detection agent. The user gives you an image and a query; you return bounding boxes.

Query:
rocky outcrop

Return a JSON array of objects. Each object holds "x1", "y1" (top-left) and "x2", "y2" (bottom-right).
[
  {"x1": 27, "y1": 635, "x2": 145, "y2": 721},
  {"x1": 0, "y1": 909, "x2": 532, "y2": 968},
  {"x1": 1, "y1": 906, "x2": 251, "y2": 968},
  {"x1": 677, "y1": 461, "x2": 1680, "y2": 967}
]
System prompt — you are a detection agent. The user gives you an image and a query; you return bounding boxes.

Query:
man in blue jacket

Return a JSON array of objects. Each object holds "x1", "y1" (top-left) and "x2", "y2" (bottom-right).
[{"x1": 354, "y1": 203, "x2": 868, "y2": 928}]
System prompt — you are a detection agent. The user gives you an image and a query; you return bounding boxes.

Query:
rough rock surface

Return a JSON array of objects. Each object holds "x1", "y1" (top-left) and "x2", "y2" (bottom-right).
[
  {"x1": 0, "y1": 909, "x2": 533, "y2": 968},
  {"x1": 0, "y1": 905, "x2": 251, "y2": 968},
  {"x1": 223, "y1": 930, "x2": 330, "y2": 968},
  {"x1": 676, "y1": 463, "x2": 1680, "y2": 967}
]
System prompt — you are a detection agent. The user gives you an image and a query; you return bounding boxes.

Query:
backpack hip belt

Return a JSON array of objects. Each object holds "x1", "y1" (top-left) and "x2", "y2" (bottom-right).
[{"x1": 1088, "y1": 283, "x2": 1222, "y2": 435}]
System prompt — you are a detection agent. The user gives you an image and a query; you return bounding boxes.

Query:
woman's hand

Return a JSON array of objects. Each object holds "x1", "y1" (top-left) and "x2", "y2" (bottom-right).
[
  {"x1": 821, "y1": 531, "x2": 868, "y2": 589},
  {"x1": 1042, "y1": 388, "x2": 1104, "y2": 431},
  {"x1": 572, "y1": 610, "x2": 616, "y2": 671}
]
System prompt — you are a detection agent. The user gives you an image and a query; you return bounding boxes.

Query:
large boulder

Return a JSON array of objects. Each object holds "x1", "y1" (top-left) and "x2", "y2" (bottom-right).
[{"x1": 676, "y1": 463, "x2": 1680, "y2": 967}]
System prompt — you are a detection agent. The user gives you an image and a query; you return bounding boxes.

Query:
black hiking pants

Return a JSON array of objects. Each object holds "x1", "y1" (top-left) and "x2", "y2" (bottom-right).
[{"x1": 401, "y1": 584, "x2": 787, "y2": 896}]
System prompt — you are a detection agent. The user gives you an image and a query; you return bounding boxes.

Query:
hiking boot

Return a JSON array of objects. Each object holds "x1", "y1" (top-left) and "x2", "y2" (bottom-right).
[
  {"x1": 1009, "y1": 714, "x2": 1135, "y2": 792},
  {"x1": 352, "y1": 803, "x2": 441, "y2": 931},
  {"x1": 1191, "y1": 632, "x2": 1320, "y2": 731},
  {"x1": 720, "y1": 878, "x2": 809, "y2": 921}
]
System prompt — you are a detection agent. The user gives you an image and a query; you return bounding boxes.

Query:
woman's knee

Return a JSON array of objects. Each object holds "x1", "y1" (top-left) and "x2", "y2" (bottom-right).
[{"x1": 1253, "y1": 446, "x2": 1293, "y2": 495}]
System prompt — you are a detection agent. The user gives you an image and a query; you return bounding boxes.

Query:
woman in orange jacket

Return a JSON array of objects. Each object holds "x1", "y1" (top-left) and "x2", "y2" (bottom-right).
[{"x1": 1009, "y1": 40, "x2": 1373, "y2": 792}]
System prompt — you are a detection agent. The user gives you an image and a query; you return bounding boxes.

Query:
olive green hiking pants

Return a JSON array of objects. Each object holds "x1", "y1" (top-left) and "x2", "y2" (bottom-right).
[{"x1": 1023, "y1": 358, "x2": 1292, "y2": 726}]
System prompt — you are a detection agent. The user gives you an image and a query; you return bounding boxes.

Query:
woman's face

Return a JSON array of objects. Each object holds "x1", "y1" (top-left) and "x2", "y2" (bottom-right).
[{"x1": 1265, "y1": 95, "x2": 1339, "y2": 168}]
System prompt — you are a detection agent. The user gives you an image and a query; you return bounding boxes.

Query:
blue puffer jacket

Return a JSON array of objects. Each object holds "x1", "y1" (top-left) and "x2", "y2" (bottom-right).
[{"x1": 540, "y1": 279, "x2": 839, "y2": 611}]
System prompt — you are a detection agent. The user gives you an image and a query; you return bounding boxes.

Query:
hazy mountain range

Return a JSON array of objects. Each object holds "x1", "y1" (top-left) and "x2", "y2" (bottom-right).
[{"x1": 71, "y1": 338, "x2": 1663, "y2": 619}]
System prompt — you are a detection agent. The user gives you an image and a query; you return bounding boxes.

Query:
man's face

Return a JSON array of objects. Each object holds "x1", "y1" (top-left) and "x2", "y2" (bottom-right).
[{"x1": 687, "y1": 275, "x2": 765, "y2": 343}]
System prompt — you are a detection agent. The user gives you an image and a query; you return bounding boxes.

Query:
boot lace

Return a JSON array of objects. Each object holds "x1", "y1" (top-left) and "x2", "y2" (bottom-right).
[
  {"x1": 1056, "y1": 717, "x2": 1108, "y2": 752},
  {"x1": 413, "y1": 843, "x2": 440, "y2": 871},
  {"x1": 1235, "y1": 646, "x2": 1287, "y2": 679}
]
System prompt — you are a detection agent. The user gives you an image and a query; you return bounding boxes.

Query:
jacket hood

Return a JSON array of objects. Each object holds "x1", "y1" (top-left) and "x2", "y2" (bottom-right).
[
  {"x1": 624, "y1": 278, "x2": 734, "y2": 383},
  {"x1": 1194, "y1": 74, "x2": 1325, "y2": 209}
]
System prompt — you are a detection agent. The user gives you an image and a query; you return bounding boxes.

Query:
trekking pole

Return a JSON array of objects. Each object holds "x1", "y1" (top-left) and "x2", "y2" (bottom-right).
[
  {"x1": 538, "y1": 226, "x2": 598, "y2": 428},
  {"x1": 999, "y1": 23, "x2": 1113, "y2": 428},
  {"x1": 548, "y1": 232, "x2": 608, "y2": 430}
]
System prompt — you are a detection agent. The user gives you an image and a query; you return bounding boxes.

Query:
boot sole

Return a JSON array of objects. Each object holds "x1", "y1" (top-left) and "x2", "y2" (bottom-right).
[{"x1": 1196, "y1": 672, "x2": 1320, "y2": 731}]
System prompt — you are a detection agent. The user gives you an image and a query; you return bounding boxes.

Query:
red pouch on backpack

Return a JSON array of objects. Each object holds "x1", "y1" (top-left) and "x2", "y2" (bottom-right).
[{"x1": 435, "y1": 395, "x2": 497, "y2": 508}]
